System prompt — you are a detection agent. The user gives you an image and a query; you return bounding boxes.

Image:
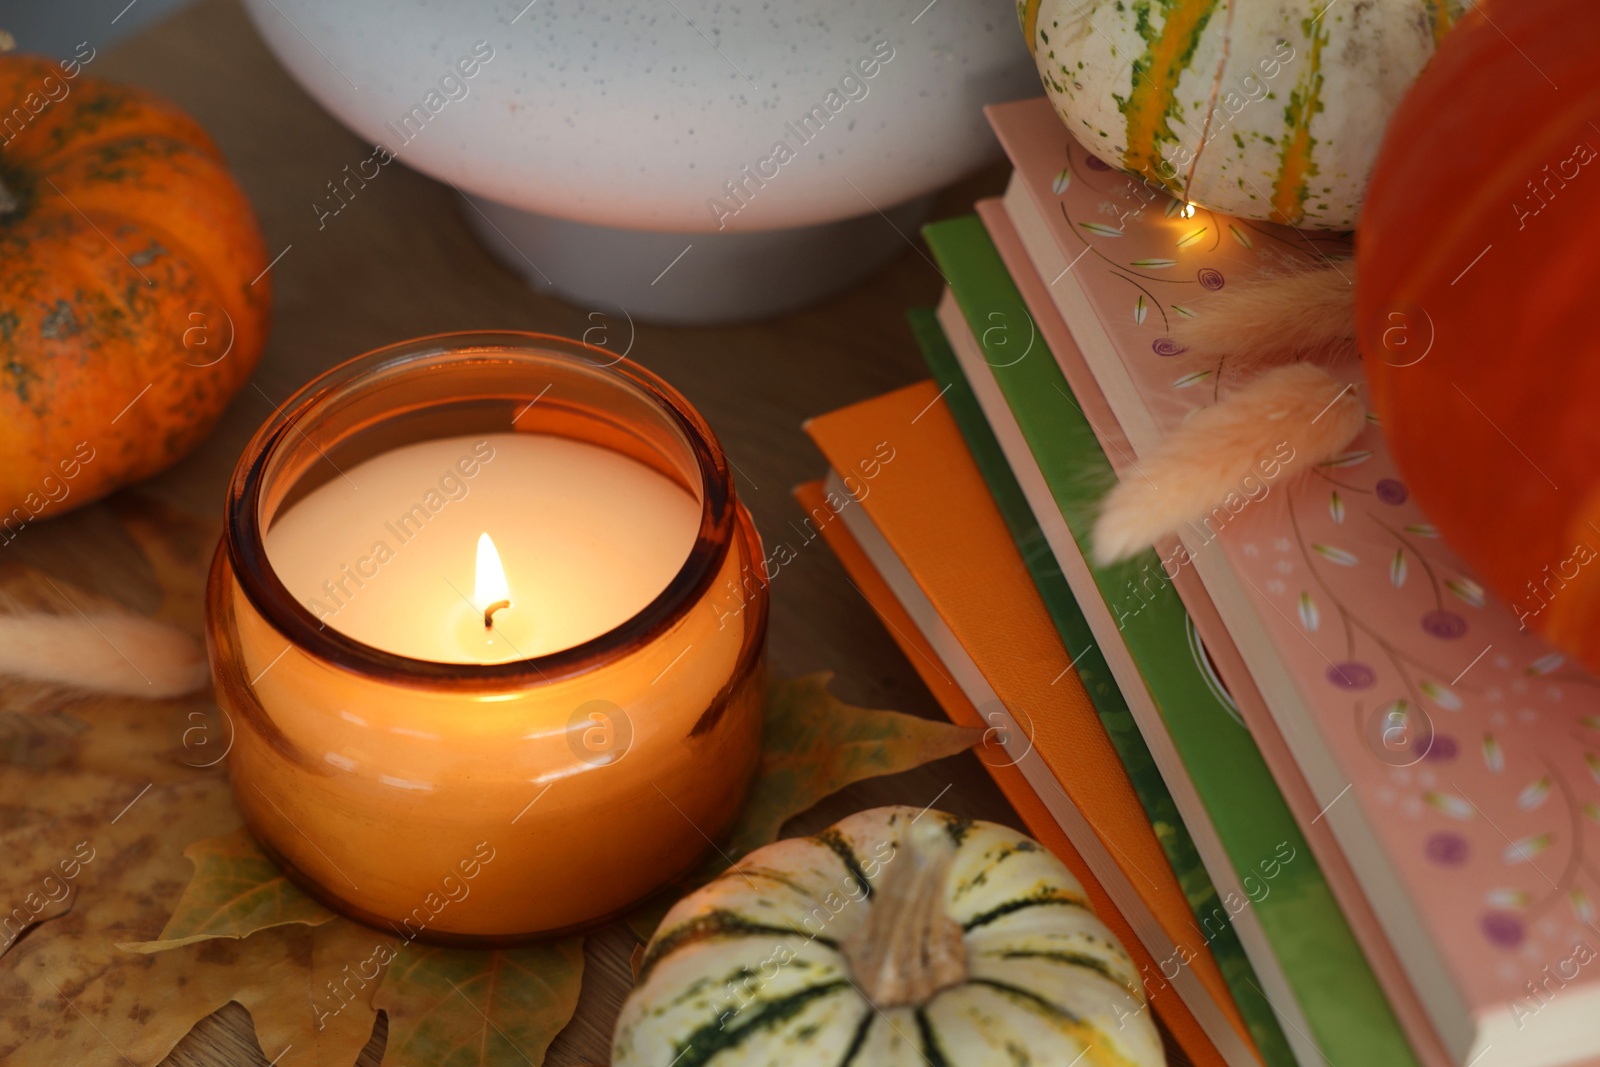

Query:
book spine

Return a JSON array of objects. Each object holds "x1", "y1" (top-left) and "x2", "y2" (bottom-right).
[
  {"x1": 906, "y1": 305, "x2": 1299, "y2": 1067},
  {"x1": 924, "y1": 211, "x2": 1419, "y2": 1067}
]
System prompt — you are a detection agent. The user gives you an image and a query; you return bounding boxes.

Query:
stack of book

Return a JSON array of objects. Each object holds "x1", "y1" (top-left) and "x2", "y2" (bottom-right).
[{"x1": 798, "y1": 97, "x2": 1600, "y2": 1067}]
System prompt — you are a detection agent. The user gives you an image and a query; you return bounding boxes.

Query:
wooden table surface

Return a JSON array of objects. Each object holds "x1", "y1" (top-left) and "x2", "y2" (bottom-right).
[{"x1": 68, "y1": 1, "x2": 1033, "y2": 1063}]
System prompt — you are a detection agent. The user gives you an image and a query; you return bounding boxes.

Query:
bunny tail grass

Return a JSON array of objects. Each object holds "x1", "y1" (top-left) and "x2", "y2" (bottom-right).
[
  {"x1": 1092, "y1": 363, "x2": 1365, "y2": 565},
  {"x1": 1171, "y1": 263, "x2": 1356, "y2": 369},
  {"x1": 0, "y1": 613, "x2": 210, "y2": 698}
]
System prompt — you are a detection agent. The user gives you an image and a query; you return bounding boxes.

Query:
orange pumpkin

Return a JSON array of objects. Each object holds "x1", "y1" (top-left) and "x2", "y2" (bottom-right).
[
  {"x1": 1358, "y1": 0, "x2": 1600, "y2": 668},
  {"x1": 0, "y1": 53, "x2": 269, "y2": 534}
]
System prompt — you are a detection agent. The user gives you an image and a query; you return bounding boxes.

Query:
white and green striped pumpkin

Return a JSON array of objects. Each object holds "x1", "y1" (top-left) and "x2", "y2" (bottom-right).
[
  {"x1": 613, "y1": 806, "x2": 1163, "y2": 1067},
  {"x1": 1018, "y1": 0, "x2": 1470, "y2": 229}
]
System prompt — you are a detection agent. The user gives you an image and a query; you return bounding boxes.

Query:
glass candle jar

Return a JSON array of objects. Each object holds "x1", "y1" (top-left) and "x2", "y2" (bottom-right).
[{"x1": 206, "y1": 331, "x2": 766, "y2": 943}]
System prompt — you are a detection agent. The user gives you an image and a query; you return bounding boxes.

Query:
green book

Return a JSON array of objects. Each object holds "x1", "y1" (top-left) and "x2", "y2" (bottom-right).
[
  {"x1": 923, "y1": 213, "x2": 1418, "y2": 1067},
  {"x1": 908, "y1": 306, "x2": 1296, "y2": 1067}
]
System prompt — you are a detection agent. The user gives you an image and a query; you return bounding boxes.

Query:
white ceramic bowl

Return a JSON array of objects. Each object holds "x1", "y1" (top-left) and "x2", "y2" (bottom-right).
[{"x1": 243, "y1": 0, "x2": 1036, "y2": 320}]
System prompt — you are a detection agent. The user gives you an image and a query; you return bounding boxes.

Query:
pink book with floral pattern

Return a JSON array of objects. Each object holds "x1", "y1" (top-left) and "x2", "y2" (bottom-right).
[{"x1": 988, "y1": 95, "x2": 1600, "y2": 1067}]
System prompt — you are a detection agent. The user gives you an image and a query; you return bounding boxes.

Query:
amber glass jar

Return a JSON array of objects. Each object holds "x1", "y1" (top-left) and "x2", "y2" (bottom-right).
[{"x1": 206, "y1": 332, "x2": 766, "y2": 943}]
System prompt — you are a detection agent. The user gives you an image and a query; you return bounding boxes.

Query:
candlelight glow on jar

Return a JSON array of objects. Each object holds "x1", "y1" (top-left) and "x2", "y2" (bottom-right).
[{"x1": 206, "y1": 332, "x2": 767, "y2": 943}]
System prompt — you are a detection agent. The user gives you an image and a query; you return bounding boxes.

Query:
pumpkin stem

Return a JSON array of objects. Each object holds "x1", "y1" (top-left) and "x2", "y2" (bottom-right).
[
  {"x1": 0, "y1": 176, "x2": 16, "y2": 218},
  {"x1": 840, "y1": 817, "x2": 967, "y2": 1010}
]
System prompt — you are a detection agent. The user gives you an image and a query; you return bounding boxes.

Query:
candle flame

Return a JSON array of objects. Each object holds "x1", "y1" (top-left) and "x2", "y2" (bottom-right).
[{"x1": 475, "y1": 533, "x2": 511, "y2": 626}]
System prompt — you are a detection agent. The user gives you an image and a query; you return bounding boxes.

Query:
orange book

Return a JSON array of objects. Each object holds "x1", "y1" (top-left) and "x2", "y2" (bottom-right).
[{"x1": 801, "y1": 382, "x2": 1260, "y2": 1067}]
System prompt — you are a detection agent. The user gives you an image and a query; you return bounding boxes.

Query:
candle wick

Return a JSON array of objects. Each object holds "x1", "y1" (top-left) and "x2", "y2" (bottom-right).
[{"x1": 483, "y1": 599, "x2": 511, "y2": 628}]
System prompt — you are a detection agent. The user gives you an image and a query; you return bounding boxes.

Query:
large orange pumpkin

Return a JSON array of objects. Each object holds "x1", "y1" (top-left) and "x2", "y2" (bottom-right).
[
  {"x1": 0, "y1": 53, "x2": 269, "y2": 535},
  {"x1": 1358, "y1": 0, "x2": 1600, "y2": 668}
]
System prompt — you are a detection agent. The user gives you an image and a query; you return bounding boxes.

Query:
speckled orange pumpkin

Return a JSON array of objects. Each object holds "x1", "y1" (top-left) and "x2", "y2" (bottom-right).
[{"x1": 0, "y1": 53, "x2": 269, "y2": 530}]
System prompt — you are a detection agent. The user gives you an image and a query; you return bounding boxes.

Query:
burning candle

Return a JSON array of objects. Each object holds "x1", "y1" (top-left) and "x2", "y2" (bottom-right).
[
  {"x1": 207, "y1": 333, "x2": 767, "y2": 942},
  {"x1": 261, "y1": 433, "x2": 703, "y2": 664}
]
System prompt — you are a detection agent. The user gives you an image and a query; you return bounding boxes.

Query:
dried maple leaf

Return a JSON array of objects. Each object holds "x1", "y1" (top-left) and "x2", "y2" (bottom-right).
[
  {"x1": 2, "y1": 500, "x2": 980, "y2": 1067},
  {"x1": 626, "y1": 672, "x2": 981, "y2": 938},
  {"x1": 0, "y1": 775, "x2": 274, "y2": 1064},
  {"x1": 121, "y1": 823, "x2": 583, "y2": 1067},
  {"x1": 375, "y1": 939, "x2": 585, "y2": 1067},
  {"x1": 0, "y1": 813, "x2": 98, "y2": 958},
  {"x1": 728, "y1": 672, "x2": 983, "y2": 857},
  {"x1": 0, "y1": 500, "x2": 382, "y2": 1067},
  {"x1": 119, "y1": 827, "x2": 337, "y2": 952}
]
